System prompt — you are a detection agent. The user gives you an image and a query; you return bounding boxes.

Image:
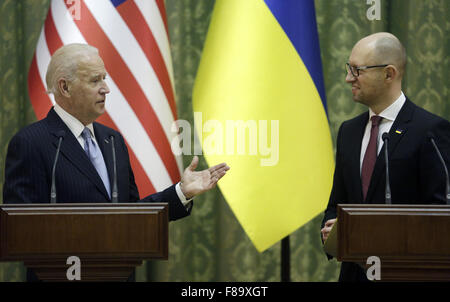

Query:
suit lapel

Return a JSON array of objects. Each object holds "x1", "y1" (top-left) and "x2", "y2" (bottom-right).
[
  {"x1": 365, "y1": 99, "x2": 415, "y2": 203},
  {"x1": 46, "y1": 108, "x2": 111, "y2": 200},
  {"x1": 94, "y1": 123, "x2": 115, "y2": 194}
]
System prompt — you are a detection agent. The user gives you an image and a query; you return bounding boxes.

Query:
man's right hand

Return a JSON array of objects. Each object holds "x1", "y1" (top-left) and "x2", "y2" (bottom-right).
[{"x1": 321, "y1": 218, "x2": 337, "y2": 242}]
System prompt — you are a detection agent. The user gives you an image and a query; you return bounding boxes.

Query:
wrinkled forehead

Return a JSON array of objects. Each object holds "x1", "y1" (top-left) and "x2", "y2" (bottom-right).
[{"x1": 76, "y1": 54, "x2": 107, "y2": 78}]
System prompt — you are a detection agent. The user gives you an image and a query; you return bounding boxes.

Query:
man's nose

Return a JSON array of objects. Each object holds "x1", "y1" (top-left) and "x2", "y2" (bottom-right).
[
  {"x1": 345, "y1": 70, "x2": 356, "y2": 83},
  {"x1": 100, "y1": 82, "x2": 110, "y2": 94}
]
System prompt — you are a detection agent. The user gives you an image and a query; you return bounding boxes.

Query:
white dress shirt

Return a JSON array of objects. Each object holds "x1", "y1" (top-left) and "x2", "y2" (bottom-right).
[
  {"x1": 360, "y1": 92, "x2": 406, "y2": 174},
  {"x1": 53, "y1": 104, "x2": 191, "y2": 206},
  {"x1": 54, "y1": 103, "x2": 98, "y2": 147}
]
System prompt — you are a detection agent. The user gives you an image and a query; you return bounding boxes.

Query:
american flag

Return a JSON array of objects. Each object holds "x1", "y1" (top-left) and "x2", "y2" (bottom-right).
[{"x1": 28, "y1": 0, "x2": 183, "y2": 197}]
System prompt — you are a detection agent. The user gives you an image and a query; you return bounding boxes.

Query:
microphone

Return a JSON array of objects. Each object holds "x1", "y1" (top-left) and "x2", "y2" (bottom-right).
[
  {"x1": 110, "y1": 135, "x2": 118, "y2": 203},
  {"x1": 427, "y1": 132, "x2": 450, "y2": 204},
  {"x1": 382, "y1": 132, "x2": 392, "y2": 204},
  {"x1": 50, "y1": 130, "x2": 66, "y2": 203}
]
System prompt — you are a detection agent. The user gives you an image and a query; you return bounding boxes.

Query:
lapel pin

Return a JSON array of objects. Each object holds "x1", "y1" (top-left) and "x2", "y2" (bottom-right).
[
  {"x1": 104, "y1": 138, "x2": 109, "y2": 144},
  {"x1": 395, "y1": 129, "x2": 403, "y2": 134}
]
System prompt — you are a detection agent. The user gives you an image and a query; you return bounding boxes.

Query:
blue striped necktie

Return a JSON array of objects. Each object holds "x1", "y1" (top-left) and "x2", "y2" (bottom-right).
[{"x1": 81, "y1": 127, "x2": 111, "y2": 198}]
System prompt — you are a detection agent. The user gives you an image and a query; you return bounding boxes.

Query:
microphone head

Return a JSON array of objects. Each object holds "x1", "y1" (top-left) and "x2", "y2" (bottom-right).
[
  {"x1": 427, "y1": 131, "x2": 436, "y2": 140},
  {"x1": 382, "y1": 132, "x2": 390, "y2": 141},
  {"x1": 57, "y1": 130, "x2": 66, "y2": 138}
]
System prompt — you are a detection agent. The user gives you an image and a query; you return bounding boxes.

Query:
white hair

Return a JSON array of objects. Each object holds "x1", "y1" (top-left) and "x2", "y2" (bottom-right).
[{"x1": 45, "y1": 43, "x2": 99, "y2": 96}]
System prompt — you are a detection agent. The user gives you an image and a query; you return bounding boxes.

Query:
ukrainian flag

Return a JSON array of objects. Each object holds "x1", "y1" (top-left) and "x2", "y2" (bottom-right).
[{"x1": 193, "y1": 0, "x2": 334, "y2": 252}]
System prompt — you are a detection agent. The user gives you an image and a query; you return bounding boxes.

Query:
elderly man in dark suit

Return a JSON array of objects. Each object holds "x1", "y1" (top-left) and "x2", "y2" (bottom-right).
[
  {"x1": 320, "y1": 32, "x2": 450, "y2": 282},
  {"x1": 3, "y1": 43, "x2": 229, "y2": 281}
]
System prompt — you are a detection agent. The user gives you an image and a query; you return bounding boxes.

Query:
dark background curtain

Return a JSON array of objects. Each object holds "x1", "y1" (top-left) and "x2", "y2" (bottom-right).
[{"x1": 0, "y1": 0, "x2": 448, "y2": 281}]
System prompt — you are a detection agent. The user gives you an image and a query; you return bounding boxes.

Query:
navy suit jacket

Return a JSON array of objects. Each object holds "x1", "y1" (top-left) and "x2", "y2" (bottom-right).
[
  {"x1": 3, "y1": 108, "x2": 191, "y2": 221},
  {"x1": 322, "y1": 98, "x2": 450, "y2": 281}
]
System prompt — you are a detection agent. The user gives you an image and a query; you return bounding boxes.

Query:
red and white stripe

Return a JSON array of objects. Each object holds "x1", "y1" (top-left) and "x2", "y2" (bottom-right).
[{"x1": 28, "y1": 0, "x2": 183, "y2": 197}]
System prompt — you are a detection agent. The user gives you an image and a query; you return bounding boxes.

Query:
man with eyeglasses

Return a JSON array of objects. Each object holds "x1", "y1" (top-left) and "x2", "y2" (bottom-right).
[{"x1": 320, "y1": 32, "x2": 449, "y2": 282}]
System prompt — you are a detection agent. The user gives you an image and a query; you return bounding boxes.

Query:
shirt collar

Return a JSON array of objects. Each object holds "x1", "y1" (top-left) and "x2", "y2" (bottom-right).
[
  {"x1": 53, "y1": 103, "x2": 95, "y2": 139},
  {"x1": 369, "y1": 92, "x2": 406, "y2": 122}
]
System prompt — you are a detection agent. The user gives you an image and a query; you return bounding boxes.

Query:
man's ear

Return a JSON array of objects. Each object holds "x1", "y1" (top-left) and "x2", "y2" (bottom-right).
[
  {"x1": 385, "y1": 65, "x2": 398, "y2": 82},
  {"x1": 57, "y1": 79, "x2": 71, "y2": 97}
]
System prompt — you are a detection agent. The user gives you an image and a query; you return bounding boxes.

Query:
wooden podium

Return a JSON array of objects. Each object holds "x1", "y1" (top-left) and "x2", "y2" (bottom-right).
[
  {"x1": 0, "y1": 203, "x2": 168, "y2": 281},
  {"x1": 334, "y1": 204, "x2": 450, "y2": 281}
]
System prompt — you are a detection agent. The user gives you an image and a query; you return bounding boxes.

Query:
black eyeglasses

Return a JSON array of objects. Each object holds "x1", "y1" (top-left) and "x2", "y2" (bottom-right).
[{"x1": 346, "y1": 63, "x2": 389, "y2": 77}]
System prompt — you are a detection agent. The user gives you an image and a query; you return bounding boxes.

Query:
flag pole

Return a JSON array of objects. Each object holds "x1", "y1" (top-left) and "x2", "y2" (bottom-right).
[{"x1": 281, "y1": 236, "x2": 290, "y2": 282}]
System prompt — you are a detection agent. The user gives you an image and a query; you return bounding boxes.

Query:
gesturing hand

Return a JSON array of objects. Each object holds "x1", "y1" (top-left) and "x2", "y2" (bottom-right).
[
  {"x1": 180, "y1": 156, "x2": 230, "y2": 199},
  {"x1": 321, "y1": 218, "x2": 337, "y2": 242}
]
